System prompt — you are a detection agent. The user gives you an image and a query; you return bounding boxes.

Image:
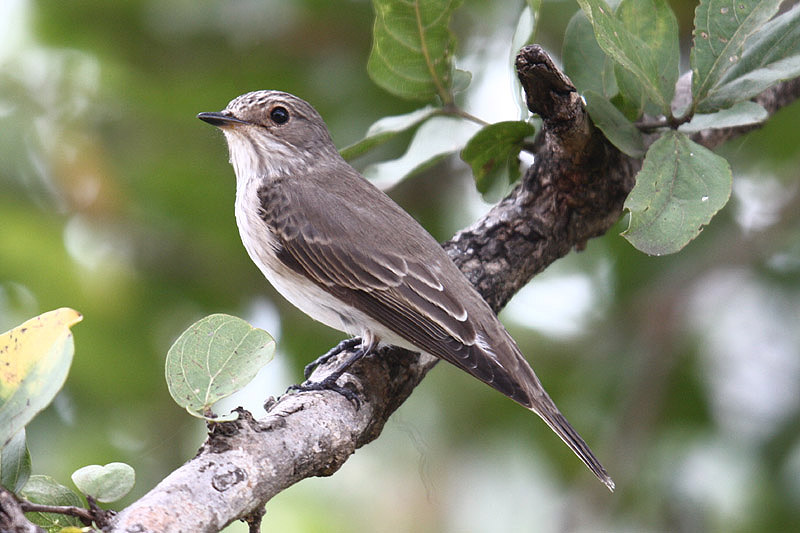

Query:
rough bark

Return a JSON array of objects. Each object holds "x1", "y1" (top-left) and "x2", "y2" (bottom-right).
[{"x1": 93, "y1": 46, "x2": 800, "y2": 532}]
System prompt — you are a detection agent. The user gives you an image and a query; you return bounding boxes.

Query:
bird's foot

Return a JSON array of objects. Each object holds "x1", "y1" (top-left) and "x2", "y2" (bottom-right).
[
  {"x1": 303, "y1": 337, "x2": 362, "y2": 379},
  {"x1": 291, "y1": 336, "x2": 376, "y2": 408},
  {"x1": 287, "y1": 376, "x2": 361, "y2": 408}
]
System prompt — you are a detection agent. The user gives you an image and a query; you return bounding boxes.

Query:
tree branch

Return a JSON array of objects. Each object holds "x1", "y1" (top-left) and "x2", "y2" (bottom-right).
[
  {"x1": 0, "y1": 488, "x2": 45, "y2": 533},
  {"x1": 106, "y1": 46, "x2": 800, "y2": 532}
]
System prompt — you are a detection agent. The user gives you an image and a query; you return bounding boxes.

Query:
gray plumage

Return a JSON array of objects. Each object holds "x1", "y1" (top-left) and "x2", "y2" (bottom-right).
[{"x1": 198, "y1": 90, "x2": 614, "y2": 491}]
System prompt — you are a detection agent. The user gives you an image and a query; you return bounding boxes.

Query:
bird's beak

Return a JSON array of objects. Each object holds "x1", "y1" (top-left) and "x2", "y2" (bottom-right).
[{"x1": 197, "y1": 112, "x2": 249, "y2": 128}]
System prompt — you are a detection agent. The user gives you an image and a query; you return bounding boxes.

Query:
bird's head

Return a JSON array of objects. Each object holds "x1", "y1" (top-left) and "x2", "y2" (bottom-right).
[{"x1": 198, "y1": 90, "x2": 339, "y2": 179}]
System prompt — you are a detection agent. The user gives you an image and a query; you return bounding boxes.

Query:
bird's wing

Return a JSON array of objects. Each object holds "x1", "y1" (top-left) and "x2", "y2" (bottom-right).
[
  {"x1": 258, "y1": 179, "x2": 528, "y2": 403},
  {"x1": 259, "y1": 178, "x2": 615, "y2": 489}
]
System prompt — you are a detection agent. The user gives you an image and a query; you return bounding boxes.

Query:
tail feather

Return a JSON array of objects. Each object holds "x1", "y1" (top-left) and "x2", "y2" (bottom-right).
[
  {"x1": 417, "y1": 310, "x2": 614, "y2": 490},
  {"x1": 474, "y1": 331, "x2": 615, "y2": 491},
  {"x1": 529, "y1": 391, "x2": 615, "y2": 492}
]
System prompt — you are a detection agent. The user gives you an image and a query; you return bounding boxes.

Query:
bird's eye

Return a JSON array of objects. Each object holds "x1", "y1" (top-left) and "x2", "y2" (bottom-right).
[{"x1": 270, "y1": 106, "x2": 289, "y2": 124}]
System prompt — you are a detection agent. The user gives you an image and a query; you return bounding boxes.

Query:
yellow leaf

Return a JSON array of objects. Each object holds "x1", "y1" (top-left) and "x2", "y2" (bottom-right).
[{"x1": 0, "y1": 308, "x2": 82, "y2": 447}]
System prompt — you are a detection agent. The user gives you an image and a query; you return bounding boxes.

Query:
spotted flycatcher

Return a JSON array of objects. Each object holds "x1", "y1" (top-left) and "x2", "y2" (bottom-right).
[{"x1": 198, "y1": 90, "x2": 613, "y2": 491}]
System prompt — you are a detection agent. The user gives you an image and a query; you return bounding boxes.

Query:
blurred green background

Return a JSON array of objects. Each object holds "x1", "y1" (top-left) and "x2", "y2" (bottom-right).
[{"x1": 2, "y1": 0, "x2": 800, "y2": 531}]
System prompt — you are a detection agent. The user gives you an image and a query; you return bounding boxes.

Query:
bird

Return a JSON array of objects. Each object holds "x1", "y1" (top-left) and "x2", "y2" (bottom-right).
[{"x1": 198, "y1": 90, "x2": 614, "y2": 491}]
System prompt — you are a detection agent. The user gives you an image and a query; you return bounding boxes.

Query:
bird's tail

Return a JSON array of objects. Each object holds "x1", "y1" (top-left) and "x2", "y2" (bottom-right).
[
  {"x1": 427, "y1": 312, "x2": 615, "y2": 490},
  {"x1": 525, "y1": 381, "x2": 615, "y2": 492}
]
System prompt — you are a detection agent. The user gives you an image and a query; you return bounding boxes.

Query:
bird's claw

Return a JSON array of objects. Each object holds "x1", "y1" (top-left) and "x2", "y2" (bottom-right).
[
  {"x1": 287, "y1": 377, "x2": 361, "y2": 409},
  {"x1": 303, "y1": 337, "x2": 362, "y2": 379}
]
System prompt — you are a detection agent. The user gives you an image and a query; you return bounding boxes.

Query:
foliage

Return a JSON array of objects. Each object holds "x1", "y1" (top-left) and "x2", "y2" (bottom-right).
[
  {"x1": 573, "y1": 0, "x2": 800, "y2": 253},
  {"x1": 460, "y1": 121, "x2": 536, "y2": 197},
  {"x1": 71, "y1": 462, "x2": 135, "y2": 503},
  {"x1": 19, "y1": 476, "x2": 83, "y2": 531},
  {"x1": 165, "y1": 314, "x2": 275, "y2": 420},
  {"x1": 0, "y1": 311, "x2": 138, "y2": 527},
  {"x1": 353, "y1": 0, "x2": 543, "y2": 196},
  {"x1": 349, "y1": 0, "x2": 800, "y2": 255},
  {"x1": 368, "y1": 0, "x2": 463, "y2": 102},
  {"x1": 0, "y1": 308, "x2": 273, "y2": 524},
  {"x1": 622, "y1": 131, "x2": 731, "y2": 255},
  {"x1": 1, "y1": 429, "x2": 31, "y2": 493},
  {"x1": 0, "y1": 308, "x2": 81, "y2": 449},
  {"x1": 0, "y1": 309, "x2": 83, "y2": 526}
]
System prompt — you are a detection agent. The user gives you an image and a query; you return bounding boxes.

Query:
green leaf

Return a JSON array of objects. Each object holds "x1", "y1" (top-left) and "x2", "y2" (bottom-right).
[
  {"x1": 362, "y1": 115, "x2": 479, "y2": 189},
  {"x1": 367, "y1": 0, "x2": 463, "y2": 102},
  {"x1": 718, "y1": 2, "x2": 800, "y2": 84},
  {"x1": 701, "y1": 54, "x2": 800, "y2": 112},
  {"x1": 460, "y1": 121, "x2": 536, "y2": 198},
  {"x1": 563, "y1": 10, "x2": 618, "y2": 98},
  {"x1": 19, "y1": 475, "x2": 83, "y2": 531},
  {"x1": 1, "y1": 429, "x2": 31, "y2": 492},
  {"x1": 577, "y1": 0, "x2": 679, "y2": 114},
  {"x1": 165, "y1": 314, "x2": 275, "y2": 420},
  {"x1": 678, "y1": 100, "x2": 768, "y2": 132},
  {"x1": 339, "y1": 106, "x2": 438, "y2": 161},
  {"x1": 691, "y1": 0, "x2": 783, "y2": 111},
  {"x1": 71, "y1": 462, "x2": 135, "y2": 503},
  {"x1": 0, "y1": 308, "x2": 82, "y2": 448},
  {"x1": 623, "y1": 131, "x2": 732, "y2": 255},
  {"x1": 452, "y1": 69, "x2": 472, "y2": 94},
  {"x1": 615, "y1": 0, "x2": 679, "y2": 115},
  {"x1": 614, "y1": 63, "x2": 648, "y2": 118},
  {"x1": 584, "y1": 90, "x2": 645, "y2": 157}
]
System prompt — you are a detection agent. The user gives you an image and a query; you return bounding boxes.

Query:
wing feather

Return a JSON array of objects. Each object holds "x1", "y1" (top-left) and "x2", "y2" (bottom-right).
[{"x1": 258, "y1": 180, "x2": 529, "y2": 404}]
